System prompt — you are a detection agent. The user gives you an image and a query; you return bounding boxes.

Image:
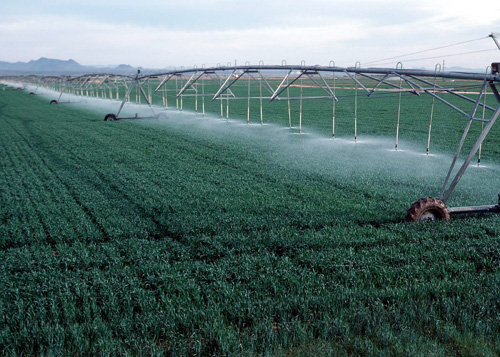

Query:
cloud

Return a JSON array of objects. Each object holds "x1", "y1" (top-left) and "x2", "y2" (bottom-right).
[
  {"x1": 1, "y1": 0, "x2": 499, "y2": 70},
  {"x1": 0, "y1": 16, "x2": 368, "y2": 67}
]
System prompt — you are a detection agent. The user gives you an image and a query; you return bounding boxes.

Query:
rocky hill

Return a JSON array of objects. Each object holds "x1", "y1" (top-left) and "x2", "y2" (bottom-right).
[{"x1": 0, "y1": 58, "x2": 143, "y2": 75}]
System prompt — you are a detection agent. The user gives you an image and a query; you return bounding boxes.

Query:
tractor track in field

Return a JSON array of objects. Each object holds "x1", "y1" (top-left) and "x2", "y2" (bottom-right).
[
  {"x1": 11, "y1": 117, "x2": 186, "y2": 242},
  {"x1": 40, "y1": 123, "x2": 277, "y2": 239},
  {"x1": 3, "y1": 118, "x2": 90, "y2": 241},
  {"x1": 44, "y1": 137, "x2": 184, "y2": 242},
  {"x1": 0, "y1": 131, "x2": 42, "y2": 245},
  {"x1": 4, "y1": 120, "x2": 55, "y2": 245}
]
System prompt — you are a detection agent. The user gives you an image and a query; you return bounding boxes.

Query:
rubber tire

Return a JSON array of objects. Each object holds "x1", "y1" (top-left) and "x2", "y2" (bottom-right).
[
  {"x1": 104, "y1": 113, "x2": 118, "y2": 121},
  {"x1": 50, "y1": 100, "x2": 58, "y2": 105},
  {"x1": 29, "y1": 92, "x2": 35, "y2": 96},
  {"x1": 406, "y1": 197, "x2": 450, "y2": 222}
]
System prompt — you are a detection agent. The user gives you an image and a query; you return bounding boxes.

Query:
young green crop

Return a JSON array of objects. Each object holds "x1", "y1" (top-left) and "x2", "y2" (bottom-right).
[{"x1": 0, "y1": 87, "x2": 499, "y2": 355}]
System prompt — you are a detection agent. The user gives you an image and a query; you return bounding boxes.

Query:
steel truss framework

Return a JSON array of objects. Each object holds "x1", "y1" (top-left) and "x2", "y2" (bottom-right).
[{"x1": 3, "y1": 58, "x2": 500, "y2": 221}]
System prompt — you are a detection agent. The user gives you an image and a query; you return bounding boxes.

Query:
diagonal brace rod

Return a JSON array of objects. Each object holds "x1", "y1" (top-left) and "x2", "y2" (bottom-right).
[
  {"x1": 269, "y1": 70, "x2": 304, "y2": 101},
  {"x1": 177, "y1": 71, "x2": 204, "y2": 97},
  {"x1": 439, "y1": 80, "x2": 490, "y2": 201},
  {"x1": 212, "y1": 70, "x2": 244, "y2": 100},
  {"x1": 344, "y1": 70, "x2": 371, "y2": 94}
]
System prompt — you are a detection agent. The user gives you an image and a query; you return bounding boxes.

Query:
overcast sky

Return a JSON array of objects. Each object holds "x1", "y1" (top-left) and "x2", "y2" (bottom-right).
[{"x1": 1, "y1": 0, "x2": 499, "y2": 69}]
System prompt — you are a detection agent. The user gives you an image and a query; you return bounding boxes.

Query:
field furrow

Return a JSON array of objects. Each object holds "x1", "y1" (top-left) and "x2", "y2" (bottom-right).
[{"x1": 1, "y1": 114, "x2": 101, "y2": 245}]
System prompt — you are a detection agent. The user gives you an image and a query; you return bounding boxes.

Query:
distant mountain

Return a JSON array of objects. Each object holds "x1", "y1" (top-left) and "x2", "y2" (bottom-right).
[
  {"x1": 115, "y1": 64, "x2": 136, "y2": 71},
  {"x1": 0, "y1": 58, "x2": 84, "y2": 74},
  {"x1": 0, "y1": 58, "x2": 145, "y2": 75},
  {"x1": 27, "y1": 58, "x2": 83, "y2": 72},
  {"x1": 446, "y1": 66, "x2": 485, "y2": 74}
]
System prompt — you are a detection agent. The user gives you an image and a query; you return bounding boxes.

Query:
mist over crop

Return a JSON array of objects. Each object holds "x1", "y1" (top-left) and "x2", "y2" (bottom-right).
[{"x1": 23, "y1": 83, "x2": 500, "y2": 209}]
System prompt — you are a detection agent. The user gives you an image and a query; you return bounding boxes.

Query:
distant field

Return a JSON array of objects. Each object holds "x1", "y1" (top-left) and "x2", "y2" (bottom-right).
[{"x1": 1, "y1": 85, "x2": 499, "y2": 355}]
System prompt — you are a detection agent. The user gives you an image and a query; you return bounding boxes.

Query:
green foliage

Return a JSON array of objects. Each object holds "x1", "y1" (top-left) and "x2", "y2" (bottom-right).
[{"x1": 0, "y1": 88, "x2": 499, "y2": 355}]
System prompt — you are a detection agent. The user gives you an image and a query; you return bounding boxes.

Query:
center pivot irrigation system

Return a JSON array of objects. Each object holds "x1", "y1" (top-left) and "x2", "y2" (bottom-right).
[{"x1": 3, "y1": 34, "x2": 500, "y2": 222}]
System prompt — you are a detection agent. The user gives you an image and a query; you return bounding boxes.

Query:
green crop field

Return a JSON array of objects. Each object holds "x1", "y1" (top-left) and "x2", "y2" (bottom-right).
[{"x1": 1, "y1": 83, "x2": 500, "y2": 355}]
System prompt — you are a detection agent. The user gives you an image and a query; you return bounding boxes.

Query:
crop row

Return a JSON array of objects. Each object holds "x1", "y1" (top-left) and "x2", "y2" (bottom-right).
[{"x1": 0, "y1": 88, "x2": 499, "y2": 354}]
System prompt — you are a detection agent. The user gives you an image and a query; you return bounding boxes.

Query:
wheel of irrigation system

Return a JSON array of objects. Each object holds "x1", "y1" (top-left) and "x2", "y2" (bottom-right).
[
  {"x1": 50, "y1": 100, "x2": 58, "y2": 105},
  {"x1": 29, "y1": 92, "x2": 35, "y2": 96},
  {"x1": 406, "y1": 197, "x2": 450, "y2": 222},
  {"x1": 104, "y1": 113, "x2": 118, "y2": 121}
]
